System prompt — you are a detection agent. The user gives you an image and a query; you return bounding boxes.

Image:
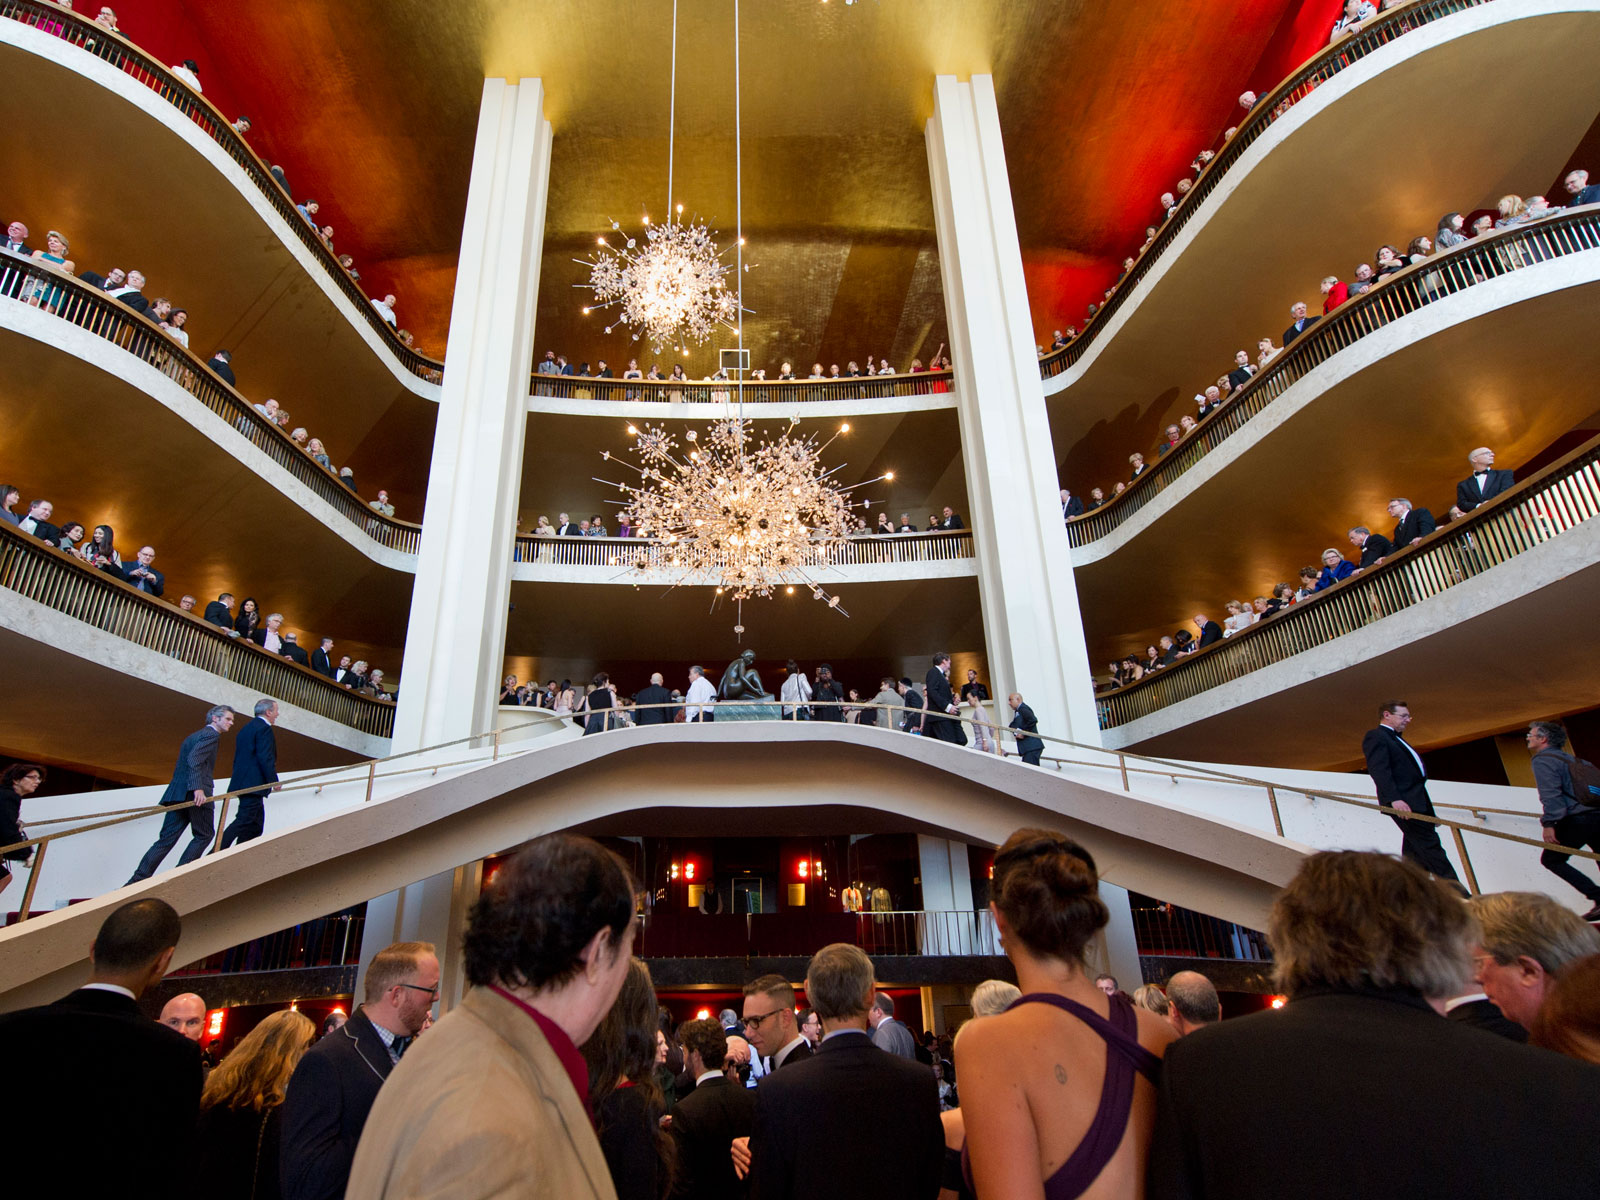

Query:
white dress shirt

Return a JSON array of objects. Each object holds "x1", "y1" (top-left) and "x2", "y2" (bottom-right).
[{"x1": 685, "y1": 675, "x2": 717, "y2": 720}]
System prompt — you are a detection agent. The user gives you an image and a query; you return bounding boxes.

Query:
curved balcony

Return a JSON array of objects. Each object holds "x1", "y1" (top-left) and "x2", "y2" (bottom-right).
[
  {"x1": 1, "y1": 254, "x2": 424, "y2": 556},
  {"x1": 1097, "y1": 437, "x2": 1600, "y2": 765},
  {"x1": 1065, "y1": 208, "x2": 1600, "y2": 548},
  {"x1": 0, "y1": 0, "x2": 442, "y2": 384},
  {"x1": 1038, "y1": 0, "x2": 1505, "y2": 381},
  {"x1": 0, "y1": 520, "x2": 394, "y2": 778},
  {"x1": 525, "y1": 370, "x2": 957, "y2": 417}
]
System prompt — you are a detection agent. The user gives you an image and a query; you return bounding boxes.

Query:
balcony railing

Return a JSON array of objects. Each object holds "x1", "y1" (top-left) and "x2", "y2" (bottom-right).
[
  {"x1": 527, "y1": 371, "x2": 956, "y2": 406},
  {"x1": 0, "y1": 0, "x2": 444, "y2": 383},
  {"x1": 1, "y1": 254, "x2": 424, "y2": 554},
  {"x1": 1067, "y1": 207, "x2": 1600, "y2": 546},
  {"x1": 512, "y1": 529, "x2": 976, "y2": 568},
  {"x1": 637, "y1": 909, "x2": 1001, "y2": 959},
  {"x1": 0, "y1": 520, "x2": 396, "y2": 737},
  {"x1": 1131, "y1": 904, "x2": 1270, "y2": 962},
  {"x1": 168, "y1": 906, "x2": 366, "y2": 974},
  {"x1": 1038, "y1": 0, "x2": 1500, "y2": 381},
  {"x1": 1098, "y1": 433, "x2": 1600, "y2": 729}
]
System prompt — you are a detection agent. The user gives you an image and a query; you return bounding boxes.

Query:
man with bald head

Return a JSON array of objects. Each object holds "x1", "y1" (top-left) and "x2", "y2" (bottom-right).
[
  {"x1": 1167, "y1": 970, "x2": 1221, "y2": 1036},
  {"x1": 1451, "y1": 446, "x2": 1515, "y2": 519},
  {"x1": 633, "y1": 671, "x2": 674, "y2": 725},
  {"x1": 160, "y1": 992, "x2": 207, "y2": 1042}
]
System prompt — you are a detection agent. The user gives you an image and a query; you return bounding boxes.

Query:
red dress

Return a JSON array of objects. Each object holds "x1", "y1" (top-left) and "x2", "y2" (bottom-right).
[{"x1": 1323, "y1": 281, "x2": 1350, "y2": 312}]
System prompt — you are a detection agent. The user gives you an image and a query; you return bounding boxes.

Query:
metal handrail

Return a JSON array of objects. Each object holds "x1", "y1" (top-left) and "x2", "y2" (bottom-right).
[
  {"x1": 1098, "y1": 432, "x2": 1600, "y2": 728},
  {"x1": 527, "y1": 371, "x2": 956, "y2": 405},
  {"x1": 511, "y1": 529, "x2": 976, "y2": 568},
  {"x1": 0, "y1": 0, "x2": 445, "y2": 382},
  {"x1": 1037, "y1": 0, "x2": 1499, "y2": 381},
  {"x1": 0, "y1": 518, "x2": 397, "y2": 739},
  {"x1": 4, "y1": 699, "x2": 1589, "y2": 926},
  {"x1": 0, "y1": 252, "x2": 423, "y2": 554},
  {"x1": 1065, "y1": 207, "x2": 1600, "y2": 544}
]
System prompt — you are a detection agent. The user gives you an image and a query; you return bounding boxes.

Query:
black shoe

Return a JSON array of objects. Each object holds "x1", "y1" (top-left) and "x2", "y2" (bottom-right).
[{"x1": 1582, "y1": 903, "x2": 1600, "y2": 923}]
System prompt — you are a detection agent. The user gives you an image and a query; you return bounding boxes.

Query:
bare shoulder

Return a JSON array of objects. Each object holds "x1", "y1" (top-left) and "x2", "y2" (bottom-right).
[{"x1": 1131, "y1": 1005, "x2": 1179, "y2": 1055}]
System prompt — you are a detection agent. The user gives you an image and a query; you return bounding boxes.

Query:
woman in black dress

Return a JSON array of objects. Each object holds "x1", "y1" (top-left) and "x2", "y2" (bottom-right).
[
  {"x1": 196, "y1": 1008, "x2": 315, "y2": 1199},
  {"x1": 234, "y1": 596, "x2": 262, "y2": 640},
  {"x1": 581, "y1": 958, "x2": 677, "y2": 1200},
  {"x1": 0, "y1": 762, "x2": 45, "y2": 900}
]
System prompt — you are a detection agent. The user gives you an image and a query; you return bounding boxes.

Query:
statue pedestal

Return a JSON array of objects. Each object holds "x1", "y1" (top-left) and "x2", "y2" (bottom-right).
[{"x1": 717, "y1": 694, "x2": 779, "y2": 722}]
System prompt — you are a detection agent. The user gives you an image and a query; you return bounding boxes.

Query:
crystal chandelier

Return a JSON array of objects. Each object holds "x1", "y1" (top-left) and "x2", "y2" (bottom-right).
[
  {"x1": 600, "y1": 417, "x2": 889, "y2": 631},
  {"x1": 577, "y1": 215, "x2": 739, "y2": 353}
]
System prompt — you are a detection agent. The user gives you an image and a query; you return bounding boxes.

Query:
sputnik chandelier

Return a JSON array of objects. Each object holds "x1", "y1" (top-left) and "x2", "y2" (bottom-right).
[
  {"x1": 599, "y1": 418, "x2": 891, "y2": 631},
  {"x1": 590, "y1": 0, "x2": 893, "y2": 638},
  {"x1": 574, "y1": 0, "x2": 746, "y2": 353}
]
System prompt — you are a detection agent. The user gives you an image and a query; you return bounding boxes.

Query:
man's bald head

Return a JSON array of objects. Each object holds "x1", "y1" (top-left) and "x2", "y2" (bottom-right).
[
  {"x1": 651, "y1": 673, "x2": 664, "y2": 686},
  {"x1": 159, "y1": 993, "x2": 207, "y2": 1041},
  {"x1": 1166, "y1": 970, "x2": 1221, "y2": 1036}
]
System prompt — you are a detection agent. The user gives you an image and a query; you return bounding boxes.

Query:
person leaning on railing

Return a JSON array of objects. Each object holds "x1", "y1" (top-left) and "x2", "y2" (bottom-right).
[{"x1": 0, "y1": 761, "x2": 46, "y2": 898}]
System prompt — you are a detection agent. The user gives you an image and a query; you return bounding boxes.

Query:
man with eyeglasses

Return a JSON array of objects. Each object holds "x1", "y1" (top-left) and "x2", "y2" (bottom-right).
[
  {"x1": 742, "y1": 974, "x2": 812, "y2": 1074},
  {"x1": 281, "y1": 941, "x2": 439, "y2": 1200}
]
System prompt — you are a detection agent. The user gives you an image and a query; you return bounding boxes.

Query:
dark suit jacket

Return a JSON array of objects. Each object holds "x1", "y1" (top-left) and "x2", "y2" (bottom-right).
[
  {"x1": 1196, "y1": 620, "x2": 1224, "y2": 648},
  {"x1": 748, "y1": 1031, "x2": 944, "y2": 1200},
  {"x1": 281, "y1": 642, "x2": 310, "y2": 666},
  {"x1": 1446, "y1": 997, "x2": 1527, "y2": 1042},
  {"x1": 1227, "y1": 365, "x2": 1255, "y2": 389},
  {"x1": 924, "y1": 668, "x2": 960, "y2": 743},
  {"x1": 207, "y1": 355, "x2": 237, "y2": 386},
  {"x1": 1282, "y1": 315, "x2": 1319, "y2": 345},
  {"x1": 1148, "y1": 988, "x2": 1600, "y2": 1200},
  {"x1": 1062, "y1": 495, "x2": 1085, "y2": 518},
  {"x1": 203, "y1": 600, "x2": 233, "y2": 629},
  {"x1": 310, "y1": 647, "x2": 335, "y2": 677},
  {"x1": 1391, "y1": 507, "x2": 1436, "y2": 548},
  {"x1": 1009, "y1": 703, "x2": 1044, "y2": 755},
  {"x1": 1455, "y1": 469, "x2": 1514, "y2": 513},
  {"x1": 1356, "y1": 532, "x2": 1393, "y2": 568},
  {"x1": 280, "y1": 1009, "x2": 395, "y2": 1200},
  {"x1": 1362, "y1": 725, "x2": 1429, "y2": 810},
  {"x1": 0, "y1": 987, "x2": 204, "y2": 1196},
  {"x1": 23, "y1": 517, "x2": 61, "y2": 545},
  {"x1": 940, "y1": 514, "x2": 964, "y2": 530},
  {"x1": 162, "y1": 724, "x2": 221, "y2": 805},
  {"x1": 556, "y1": 523, "x2": 580, "y2": 536},
  {"x1": 671, "y1": 1074, "x2": 756, "y2": 1200},
  {"x1": 112, "y1": 287, "x2": 151, "y2": 314},
  {"x1": 228, "y1": 716, "x2": 279, "y2": 797},
  {"x1": 633, "y1": 684, "x2": 674, "y2": 725},
  {"x1": 122, "y1": 561, "x2": 166, "y2": 596}
]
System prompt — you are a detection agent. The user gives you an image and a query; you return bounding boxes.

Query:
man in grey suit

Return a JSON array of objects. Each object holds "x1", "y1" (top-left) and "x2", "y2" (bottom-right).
[
  {"x1": 128, "y1": 704, "x2": 234, "y2": 882},
  {"x1": 867, "y1": 991, "x2": 917, "y2": 1059}
]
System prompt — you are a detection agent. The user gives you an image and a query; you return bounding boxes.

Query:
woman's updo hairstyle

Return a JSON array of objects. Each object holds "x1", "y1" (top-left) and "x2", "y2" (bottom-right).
[{"x1": 992, "y1": 828, "x2": 1107, "y2": 964}]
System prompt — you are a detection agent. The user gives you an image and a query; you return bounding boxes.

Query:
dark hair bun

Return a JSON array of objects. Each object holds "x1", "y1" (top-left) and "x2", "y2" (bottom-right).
[{"x1": 992, "y1": 829, "x2": 1108, "y2": 963}]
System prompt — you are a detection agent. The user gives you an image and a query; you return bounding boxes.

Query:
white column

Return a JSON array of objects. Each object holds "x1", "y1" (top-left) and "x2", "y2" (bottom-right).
[
  {"x1": 355, "y1": 861, "x2": 483, "y2": 1015},
  {"x1": 394, "y1": 78, "x2": 552, "y2": 751},
  {"x1": 926, "y1": 75, "x2": 1100, "y2": 746}
]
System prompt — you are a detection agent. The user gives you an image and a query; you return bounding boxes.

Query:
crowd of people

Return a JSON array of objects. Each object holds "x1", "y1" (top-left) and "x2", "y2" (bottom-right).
[
  {"x1": 519, "y1": 505, "x2": 965, "y2": 542},
  {"x1": 1061, "y1": 169, "x2": 1598, "y2": 520},
  {"x1": 497, "y1": 655, "x2": 1049, "y2": 765},
  {"x1": 530, "y1": 346, "x2": 954, "y2": 395},
  {"x1": 11, "y1": 830, "x2": 1600, "y2": 1198},
  {"x1": 0, "y1": 481, "x2": 392, "y2": 695},
  {"x1": 1100, "y1": 444, "x2": 1512, "y2": 687}
]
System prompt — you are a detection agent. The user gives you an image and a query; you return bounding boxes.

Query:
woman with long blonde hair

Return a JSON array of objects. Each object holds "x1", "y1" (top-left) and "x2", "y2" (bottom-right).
[{"x1": 197, "y1": 1008, "x2": 315, "y2": 1199}]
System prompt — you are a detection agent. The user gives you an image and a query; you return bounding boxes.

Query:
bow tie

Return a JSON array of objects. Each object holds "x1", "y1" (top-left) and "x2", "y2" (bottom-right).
[{"x1": 1474, "y1": 470, "x2": 1489, "y2": 476}]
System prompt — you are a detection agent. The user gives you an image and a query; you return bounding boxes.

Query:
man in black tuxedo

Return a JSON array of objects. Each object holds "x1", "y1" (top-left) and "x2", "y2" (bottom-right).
[
  {"x1": 1226, "y1": 349, "x2": 1257, "y2": 390},
  {"x1": 555, "y1": 511, "x2": 580, "y2": 536},
  {"x1": 896, "y1": 677, "x2": 924, "y2": 733},
  {"x1": 333, "y1": 655, "x2": 356, "y2": 686},
  {"x1": 203, "y1": 592, "x2": 235, "y2": 629},
  {"x1": 219, "y1": 698, "x2": 280, "y2": 848},
  {"x1": 3, "y1": 218, "x2": 30, "y2": 256},
  {"x1": 108, "y1": 268, "x2": 151, "y2": 314},
  {"x1": 122, "y1": 544, "x2": 165, "y2": 596},
  {"x1": 311, "y1": 636, "x2": 336, "y2": 677},
  {"x1": 745, "y1": 943, "x2": 942, "y2": 1200},
  {"x1": 129, "y1": 704, "x2": 234, "y2": 883},
  {"x1": 1452, "y1": 446, "x2": 1515, "y2": 517},
  {"x1": 1193, "y1": 613, "x2": 1224, "y2": 648},
  {"x1": 923, "y1": 653, "x2": 964, "y2": 745},
  {"x1": 1007, "y1": 692, "x2": 1045, "y2": 765},
  {"x1": 1060, "y1": 488, "x2": 1084, "y2": 519},
  {"x1": 1282, "y1": 300, "x2": 1319, "y2": 345},
  {"x1": 1387, "y1": 497, "x2": 1435, "y2": 549},
  {"x1": 280, "y1": 631, "x2": 311, "y2": 666},
  {"x1": 16, "y1": 498, "x2": 61, "y2": 546},
  {"x1": 672, "y1": 1019, "x2": 756, "y2": 1200},
  {"x1": 206, "y1": 349, "x2": 236, "y2": 386},
  {"x1": 281, "y1": 941, "x2": 440, "y2": 1200},
  {"x1": 0, "y1": 898, "x2": 203, "y2": 1196},
  {"x1": 1361, "y1": 701, "x2": 1463, "y2": 888},
  {"x1": 811, "y1": 664, "x2": 845, "y2": 722},
  {"x1": 633, "y1": 672, "x2": 674, "y2": 724},
  {"x1": 938, "y1": 506, "x2": 964, "y2": 530},
  {"x1": 1347, "y1": 525, "x2": 1393, "y2": 570},
  {"x1": 742, "y1": 974, "x2": 814, "y2": 1074}
]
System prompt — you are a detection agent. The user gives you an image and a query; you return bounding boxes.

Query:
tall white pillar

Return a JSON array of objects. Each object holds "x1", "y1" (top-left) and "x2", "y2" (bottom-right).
[
  {"x1": 926, "y1": 75, "x2": 1100, "y2": 746},
  {"x1": 394, "y1": 78, "x2": 552, "y2": 751}
]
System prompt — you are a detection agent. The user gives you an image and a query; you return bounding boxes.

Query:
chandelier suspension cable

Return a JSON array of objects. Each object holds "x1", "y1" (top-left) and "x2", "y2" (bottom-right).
[
  {"x1": 667, "y1": 0, "x2": 678, "y2": 220},
  {"x1": 734, "y1": 0, "x2": 744, "y2": 423}
]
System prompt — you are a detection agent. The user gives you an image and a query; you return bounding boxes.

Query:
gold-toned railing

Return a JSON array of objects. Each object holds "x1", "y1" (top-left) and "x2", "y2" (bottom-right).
[
  {"x1": 0, "y1": 0, "x2": 444, "y2": 383},
  {"x1": 1067, "y1": 207, "x2": 1600, "y2": 545},
  {"x1": 1038, "y1": 0, "x2": 1500, "y2": 381},
  {"x1": 1098, "y1": 433, "x2": 1600, "y2": 727},
  {"x1": 0, "y1": 519, "x2": 396, "y2": 736},
  {"x1": 527, "y1": 371, "x2": 956, "y2": 405},
  {"x1": 5, "y1": 698, "x2": 1586, "y2": 925},
  {"x1": 0, "y1": 253, "x2": 424, "y2": 554},
  {"x1": 511, "y1": 529, "x2": 975, "y2": 568}
]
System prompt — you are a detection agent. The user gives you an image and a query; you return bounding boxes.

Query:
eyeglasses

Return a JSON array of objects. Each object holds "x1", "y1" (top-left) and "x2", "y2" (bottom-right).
[
  {"x1": 398, "y1": 982, "x2": 440, "y2": 998},
  {"x1": 743, "y1": 1010, "x2": 784, "y2": 1031}
]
